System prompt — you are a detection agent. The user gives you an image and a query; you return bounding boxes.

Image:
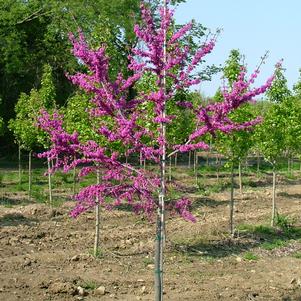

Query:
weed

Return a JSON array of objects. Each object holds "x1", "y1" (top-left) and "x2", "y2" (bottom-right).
[
  {"x1": 292, "y1": 252, "x2": 301, "y2": 259},
  {"x1": 143, "y1": 257, "x2": 154, "y2": 266},
  {"x1": 88, "y1": 248, "x2": 103, "y2": 258},
  {"x1": 243, "y1": 252, "x2": 259, "y2": 261},
  {"x1": 275, "y1": 213, "x2": 295, "y2": 234},
  {"x1": 261, "y1": 239, "x2": 287, "y2": 250},
  {"x1": 81, "y1": 280, "x2": 99, "y2": 290}
]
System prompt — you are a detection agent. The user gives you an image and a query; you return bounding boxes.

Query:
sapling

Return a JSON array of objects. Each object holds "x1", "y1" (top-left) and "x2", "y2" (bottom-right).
[{"x1": 37, "y1": 1, "x2": 277, "y2": 300}]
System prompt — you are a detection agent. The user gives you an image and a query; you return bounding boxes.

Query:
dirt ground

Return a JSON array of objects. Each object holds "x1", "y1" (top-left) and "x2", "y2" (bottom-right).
[{"x1": 1, "y1": 168, "x2": 301, "y2": 301}]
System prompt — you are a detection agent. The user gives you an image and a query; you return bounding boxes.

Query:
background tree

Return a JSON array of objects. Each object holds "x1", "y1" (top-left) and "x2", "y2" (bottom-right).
[
  {"x1": 255, "y1": 65, "x2": 292, "y2": 226},
  {"x1": 214, "y1": 49, "x2": 259, "y2": 235},
  {"x1": 9, "y1": 64, "x2": 56, "y2": 199}
]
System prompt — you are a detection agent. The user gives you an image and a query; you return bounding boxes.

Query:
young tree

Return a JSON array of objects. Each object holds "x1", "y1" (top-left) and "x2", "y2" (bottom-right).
[
  {"x1": 37, "y1": 2, "x2": 276, "y2": 300},
  {"x1": 255, "y1": 65, "x2": 293, "y2": 226},
  {"x1": 214, "y1": 50, "x2": 260, "y2": 235},
  {"x1": 9, "y1": 64, "x2": 56, "y2": 199}
]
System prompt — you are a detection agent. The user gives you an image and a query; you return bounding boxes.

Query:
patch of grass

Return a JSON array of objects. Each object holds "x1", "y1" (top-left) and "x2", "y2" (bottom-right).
[
  {"x1": 275, "y1": 213, "x2": 296, "y2": 234},
  {"x1": 143, "y1": 257, "x2": 154, "y2": 266},
  {"x1": 31, "y1": 189, "x2": 47, "y2": 204},
  {"x1": 81, "y1": 280, "x2": 99, "y2": 290},
  {"x1": 88, "y1": 248, "x2": 103, "y2": 258},
  {"x1": 243, "y1": 251, "x2": 259, "y2": 261},
  {"x1": 292, "y1": 252, "x2": 301, "y2": 259},
  {"x1": 261, "y1": 239, "x2": 288, "y2": 250},
  {"x1": 253, "y1": 225, "x2": 275, "y2": 235}
]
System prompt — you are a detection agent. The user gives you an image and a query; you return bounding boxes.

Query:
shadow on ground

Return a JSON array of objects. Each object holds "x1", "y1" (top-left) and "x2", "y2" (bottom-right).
[
  {"x1": 0, "y1": 213, "x2": 38, "y2": 227},
  {"x1": 170, "y1": 224, "x2": 301, "y2": 259}
]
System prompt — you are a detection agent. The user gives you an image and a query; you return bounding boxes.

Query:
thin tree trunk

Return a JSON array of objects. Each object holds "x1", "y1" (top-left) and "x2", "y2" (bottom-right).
[
  {"x1": 28, "y1": 151, "x2": 32, "y2": 201},
  {"x1": 139, "y1": 151, "x2": 143, "y2": 167},
  {"x1": 229, "y1": 164, "x2": 235, "y2": 236},
  {"x1": 257, "y1": 152, "x2": 260, "y2": 176},
  {"x1": 144, "y1": 159, "x2": 146, "y2": 170},
  {"x1": 193, "y1": 151, "x2": 196, "y2": 173},
  {"x1": 188, "y1": 151, "x2": 191, "y2": 168},
  {"x1": 18, "y1": 144, "x2": 22, "y2": 185},
  {"x1": 169, "y1": 156, "x2": 172, "y2": 182},
  {"x1": 155, "y1": 1, "x2": 166, "y2": 299},
  {"x1": 194, "y1": 152, "x2": 198, "y2": 184},
  {"x1": 271, "y1": 165, "x2": 276, "y2": 227},
  {"x1": 47, "y1": 159, "x2": 52, "y2": 206},
  {"x1": 216, "y1": 156, "x2": 219, "y2": 181},
  {"x1": 72, "y1": 165, "x2": 76, "y2": 195},
  {"x1": 94, "y1": 167, "x2": 101, "y2": 257},
  {"x1": 238, "y1": 161, "x2": 242, "y2": 195}
]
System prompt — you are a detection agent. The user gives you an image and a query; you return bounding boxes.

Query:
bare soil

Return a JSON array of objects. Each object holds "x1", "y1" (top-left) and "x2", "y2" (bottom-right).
[{"x1": 1, "y1": 168, "x2": 301, "y2": 301}]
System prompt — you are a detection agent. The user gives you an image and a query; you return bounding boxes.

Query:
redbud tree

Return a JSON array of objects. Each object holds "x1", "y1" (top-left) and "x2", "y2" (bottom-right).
[{"x1": 37, "y1": 1, "x2": 276, "y2": 300}]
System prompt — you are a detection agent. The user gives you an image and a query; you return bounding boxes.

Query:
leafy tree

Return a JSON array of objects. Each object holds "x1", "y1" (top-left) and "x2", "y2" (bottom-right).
[
  {"x1": 266, "y1": 64, "x2": 291, "y2": 103},
  {"x1": 9, "y1": 64, "x2": 56, "y2": 199},
  {"x1": 214, "y1": 49, "x2": 259, "y2": 235},
  {"x1": 255, "y1": 66, "x2": 297, "y2": 226}
]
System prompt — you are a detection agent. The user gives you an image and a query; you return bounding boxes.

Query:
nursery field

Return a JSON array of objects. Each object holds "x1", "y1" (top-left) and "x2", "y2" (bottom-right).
[{"x1": 1, "y1": 163, "x2": 301, "y2": 301}]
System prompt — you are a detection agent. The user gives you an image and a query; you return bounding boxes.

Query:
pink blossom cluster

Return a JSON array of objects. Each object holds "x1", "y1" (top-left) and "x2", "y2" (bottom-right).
[{"x1": 37, "y1": 2, "x2": 276, "y2": 222}]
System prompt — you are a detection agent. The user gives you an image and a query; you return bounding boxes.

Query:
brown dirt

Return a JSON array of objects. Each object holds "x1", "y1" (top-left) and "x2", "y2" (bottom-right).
[{"x1": 1, "y1": 170, "x2": 301, "y2": 301}]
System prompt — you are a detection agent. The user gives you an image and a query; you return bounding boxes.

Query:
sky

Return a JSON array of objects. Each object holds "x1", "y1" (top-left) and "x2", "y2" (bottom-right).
[{"x1": 174, "y1": 0, "x2": 301, "y2": 97}]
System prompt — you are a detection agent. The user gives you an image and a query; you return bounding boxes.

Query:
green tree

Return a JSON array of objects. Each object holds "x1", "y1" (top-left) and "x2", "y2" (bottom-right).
[
  {"x1": 9, "y1": 64, "x2": 56, "y2": 199},
  {"x1": 214, "y1": 49, "x2": 258, "y2": 235}
]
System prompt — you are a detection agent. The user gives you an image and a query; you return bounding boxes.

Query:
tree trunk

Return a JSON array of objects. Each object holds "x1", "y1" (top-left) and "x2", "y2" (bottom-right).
[
  {"x1": 193, "y1": 151, "x2": 197, "y2": 173},
  {"x1": 28, "y1": 151, "x2": 32, "y2": 201},
  {"x1": 229, "y1": 164, "x2": 235, "y2": 236},
  {"x1": 194, "y1": 151, "x2": 198, "y2": 185},
  {"x1": 94, "y1": 167, "x2": 101, "y2": 257},
  {"x1": 18, "y1": 144, "x2": 22, "y2": 185},
  {"x1": 144, "y1": 159, "x2": 146, "y2": 170},
  {"x1": 47, "y1": 159, "x2": 52, "y2": 206},
  {"x1": 257, "y1": 152, "x2": 260, "y2": 176},
  {"x1": 139, "y1": 151, "x2": 143, "y2": 167},
  {"x1": 155, "y1": 1, "x2": 166, "y2": 298},
  {"x1": 72, "y1": 165, "x2": 76, "y2": 195},
  {"x1": 271, "y1": 165, "x2": 276, "y2": 227},
  {"x1": 238, "y1": 161, "x2": 242, "y2": 195},
  {"x1": 216, "y1": 156, "x2": 219, "y2": 181},
  {"x1": 169, "y1": 156, "x2": 172, "y2": 182}
]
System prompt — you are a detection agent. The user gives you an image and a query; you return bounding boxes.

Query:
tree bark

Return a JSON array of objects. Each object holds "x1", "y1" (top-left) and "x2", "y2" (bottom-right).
[
  {"x1": 28, "y1": 151, "x2": 32, "y2": 201},
  {"x1": 238, "y1": 161, "x2": 242, "y2": 195},
  {"x1": 94, "y1": 167, "x2": 101, "y2": 257},
  {"x1": 47, "y1": 159, "x2": 52, "y2": 206},
  {"x1": 229, "y1": 164, "x2": 235, "y2": 236},
  {"x1": 18, "y1": 144, "x2": 22, "y2": 185},
  {"x1": 72, "y1": 165, "x2": 76, "y2": 195},
  {"x1": 169, "y1": 156, "x2": 172, "y2": 182},
  {"x1": 271, "y1": 165, "x2": 276, "y2": 227},
  {"x1": 155, "y1": 2, "x2": 166, "y2": 299},
  {"x1": 257, "y1": 152, "x2": 260, "y2": 176}
]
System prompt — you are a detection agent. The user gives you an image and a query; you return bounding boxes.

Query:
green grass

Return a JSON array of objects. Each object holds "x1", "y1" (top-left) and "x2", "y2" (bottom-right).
[
  {"x1": 81, "y1": 280, "x2": 99, "y2": 290},
  {"x1": 243, "y1": 251, "x2": 259, "y2": 261},
  {"x1": 292, "y1": 252, "x2": 301, "y2": 259},
  {"x1": 261, "y1": 239, "x2": 288, "y2": 250}
]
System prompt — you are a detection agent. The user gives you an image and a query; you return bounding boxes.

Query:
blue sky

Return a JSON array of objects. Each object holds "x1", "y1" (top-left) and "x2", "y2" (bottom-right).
[{"x1": 174, "y1": 0, "x2": 301, "y2": 96}]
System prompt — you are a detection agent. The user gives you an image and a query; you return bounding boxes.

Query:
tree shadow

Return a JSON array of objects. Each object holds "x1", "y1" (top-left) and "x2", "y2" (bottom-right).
[
  {"x1": 191, "y1": 197, "x2": 227, "y2": 210},
  {"x1": 277, "y1": 192, "x2": 301, "y2": 199},
  {"x1": 0, "y1": 196, "x2": 33, "y2": 206},
  {"x1": 0, "y1": 213, "x2": 38, "y2": 227},
  {"x1": 171, "y1": 224, "x2": 301, "y2": 259}
]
